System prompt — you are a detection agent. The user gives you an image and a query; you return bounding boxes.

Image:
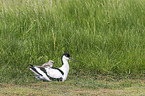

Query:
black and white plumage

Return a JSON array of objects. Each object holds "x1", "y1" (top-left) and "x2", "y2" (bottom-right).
[{"x1": 30, "y1": 53, "x2": 75, "y2": 81}]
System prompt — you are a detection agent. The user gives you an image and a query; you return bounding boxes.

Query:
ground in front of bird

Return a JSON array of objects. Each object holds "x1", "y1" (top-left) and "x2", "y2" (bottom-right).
[{"x1": 0, "y1": 76, "x2": 145, "y2": 96}]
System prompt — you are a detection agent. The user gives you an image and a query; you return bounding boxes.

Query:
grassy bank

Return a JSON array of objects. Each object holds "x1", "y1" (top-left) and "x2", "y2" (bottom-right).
[
  {"x1": 0, "y1": 77, "x2": 145, "y2": 96},
  {"x1": 0, "y1": 0, "x2": 145, "y2": 83}
]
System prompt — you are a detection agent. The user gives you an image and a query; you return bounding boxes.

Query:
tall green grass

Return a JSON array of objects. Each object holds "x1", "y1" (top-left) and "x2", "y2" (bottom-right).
[{"x1": 0, "y1": 0, "x2": 145, "y2": 83}]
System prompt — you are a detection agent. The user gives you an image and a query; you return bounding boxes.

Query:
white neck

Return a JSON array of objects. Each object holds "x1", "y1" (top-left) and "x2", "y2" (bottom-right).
[{"x1": 59, "y1": 56, "x2": 69, "y2": 81}]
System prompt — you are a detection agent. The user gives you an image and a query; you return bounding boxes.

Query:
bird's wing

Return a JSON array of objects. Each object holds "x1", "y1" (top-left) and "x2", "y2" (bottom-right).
[
  {"x1": 46, "y1": 67, "x2": 64, "y2": 78},
  {"x1": 30, "y1": 65, "x2": 63, "y2": 81}
]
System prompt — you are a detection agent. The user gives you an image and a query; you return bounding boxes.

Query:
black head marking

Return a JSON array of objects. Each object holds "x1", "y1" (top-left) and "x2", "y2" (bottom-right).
[{"x1": 63, "y1": 53, "x2": 70, "y2": 57}]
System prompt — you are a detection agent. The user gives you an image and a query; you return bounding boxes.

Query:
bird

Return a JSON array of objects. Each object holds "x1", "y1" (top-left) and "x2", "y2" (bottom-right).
[
  {"x1": 29, "y1": 53, "x2": 75, "y2": 82},
  {"x1": 42, "y1": 60, "x2": 54, "y2": 67},
  {"x1": 30, "y1": 60, "x2": 54, "y2": 68}
]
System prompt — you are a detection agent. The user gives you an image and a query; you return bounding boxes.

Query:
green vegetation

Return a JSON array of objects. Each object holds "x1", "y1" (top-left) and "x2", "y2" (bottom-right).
[
  {"x1": 0, "y1": 0, "x2": 145, "y2": 84},
  {"x1": 0, "y1": 78, "x2": 145, "y2": 96}
]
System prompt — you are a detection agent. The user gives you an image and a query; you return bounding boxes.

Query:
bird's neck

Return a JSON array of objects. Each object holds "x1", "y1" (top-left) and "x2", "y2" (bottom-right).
[
  {"x1": 60, "y1": 57, "x2": 69, "y2": 81},
  {"x1": 61, "y1": 58, "x2": 69, "y2": 71}
]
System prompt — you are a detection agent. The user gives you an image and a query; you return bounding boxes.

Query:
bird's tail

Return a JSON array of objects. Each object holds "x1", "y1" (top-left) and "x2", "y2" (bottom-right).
[{"x1": 29, "y1": 64, "x2": 34, "y2": 68}]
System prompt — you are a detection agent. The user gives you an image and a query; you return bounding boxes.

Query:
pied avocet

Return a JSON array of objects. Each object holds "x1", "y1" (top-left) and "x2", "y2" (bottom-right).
[
  {"x1": 30, "y1": 60, "x2": 54, "y2": 68},
  {"x1": 42, "y1": 60, "x2": 54, "y2": 67},
  {"x1": 30, "y1": 53, "x2": 75, "y2": 81}
]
